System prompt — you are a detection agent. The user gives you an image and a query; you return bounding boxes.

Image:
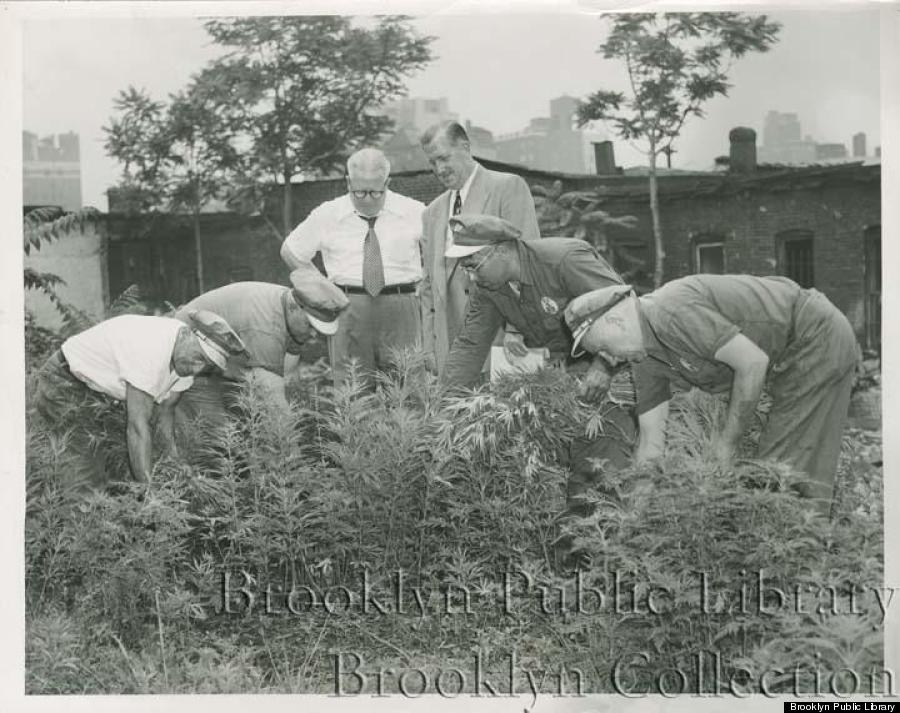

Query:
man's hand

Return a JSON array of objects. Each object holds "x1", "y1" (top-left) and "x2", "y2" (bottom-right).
[
  {"x1": 503, "y1": 331, "x2": 529, "y2": 359},
  {"x1": 578, "y1": 360, "x2": 612, "y2": 402}
]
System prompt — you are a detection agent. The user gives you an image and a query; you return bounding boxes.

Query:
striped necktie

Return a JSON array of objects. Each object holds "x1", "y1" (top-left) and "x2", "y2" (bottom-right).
[{"x1": 360, "y1": 215, "x2": 385, "y2": 297}]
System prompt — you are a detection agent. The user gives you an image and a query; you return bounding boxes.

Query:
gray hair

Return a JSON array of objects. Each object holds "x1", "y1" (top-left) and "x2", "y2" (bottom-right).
[{"x1": 347, "y1": 148, "x2": 391, "y2": 180}]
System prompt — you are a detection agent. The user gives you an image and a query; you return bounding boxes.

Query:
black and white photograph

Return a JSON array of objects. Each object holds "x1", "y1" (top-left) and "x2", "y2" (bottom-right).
[{"x1": 3, "y1": 0, "x2": 897, "y2": 709}]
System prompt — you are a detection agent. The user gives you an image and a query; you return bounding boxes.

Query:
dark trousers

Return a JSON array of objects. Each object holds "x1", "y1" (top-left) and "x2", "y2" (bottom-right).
[{"x1": 760, "y1": 290, "x2": 859, "y2": 508}]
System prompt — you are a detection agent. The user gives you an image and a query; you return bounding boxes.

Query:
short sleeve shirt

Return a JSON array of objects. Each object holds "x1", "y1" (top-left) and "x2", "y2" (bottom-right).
[
  {"x1": 61, "y1": 315, "x2": 193, "y2": 403},
  {"x1": 633, "y1": 275, "x2": 802, "y2": 414},
  {"x1": 175, "y1": 282, "x2": 298, "y2": 376}
]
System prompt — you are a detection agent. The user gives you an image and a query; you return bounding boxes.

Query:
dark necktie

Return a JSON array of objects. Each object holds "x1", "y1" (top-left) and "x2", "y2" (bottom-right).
[
  {"x1": 453, "y1": 191, "x2": 462, "y2": 216},
  {"x1": 360, "y1": 215, "x2": 385, "y2": 297}
]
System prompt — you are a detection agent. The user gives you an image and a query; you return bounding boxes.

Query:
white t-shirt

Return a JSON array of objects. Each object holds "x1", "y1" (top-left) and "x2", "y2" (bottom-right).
[{"x1": 61, "y1": 315, "x2": 195, "y2": 403}]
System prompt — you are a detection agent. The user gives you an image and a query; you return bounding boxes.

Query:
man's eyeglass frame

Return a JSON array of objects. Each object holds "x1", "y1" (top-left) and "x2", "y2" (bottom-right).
[
  {"x1": 347, "y1": 177, "x2": 390, "y2": 200},
  {"x1": 460, "y1": 246, "x2": 497, "y2": 277}
]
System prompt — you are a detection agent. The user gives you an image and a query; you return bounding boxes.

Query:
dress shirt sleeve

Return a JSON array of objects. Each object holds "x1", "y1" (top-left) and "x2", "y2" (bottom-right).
[
  {"x1": 444, "y1": 289, "x2": 504, "y2": 387},
  {"x1": 559, "y1": 243, "x2": 623, "y2": 295},
  {"x1": 280, "y1": 204, "x2": 324, "y2": 268}
]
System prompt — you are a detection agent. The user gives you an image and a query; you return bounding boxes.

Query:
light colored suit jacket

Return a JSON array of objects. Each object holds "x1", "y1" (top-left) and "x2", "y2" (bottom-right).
[{"x1": 420, "y1": 164, "x2": 540, "y2": 374}]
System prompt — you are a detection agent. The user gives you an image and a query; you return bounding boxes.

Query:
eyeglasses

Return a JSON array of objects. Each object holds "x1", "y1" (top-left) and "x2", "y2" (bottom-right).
[
  {"x1": 350, "y1": 188, "x2": 386, "y2": 200},
  {"x1": 347, "y1": 177, "x2": 389, "y2": 200},
  {"x1": 460, "y1": 247, "x2": 495, "y2": 276}
]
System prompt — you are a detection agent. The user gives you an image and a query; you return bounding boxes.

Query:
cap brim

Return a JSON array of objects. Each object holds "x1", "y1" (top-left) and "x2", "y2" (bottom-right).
[
  {"x1": 307, "y1": 313, "x2": 339, "y2": 336},
  {"x1": 196, "y1": 333, "x2": 229, "y2": 371},
  {"x1": 445, "y1": 243, "x2": 488, "y2": 259},
  {"x1": 570, "y1": 318, "x2": 594, "y2": 358}
]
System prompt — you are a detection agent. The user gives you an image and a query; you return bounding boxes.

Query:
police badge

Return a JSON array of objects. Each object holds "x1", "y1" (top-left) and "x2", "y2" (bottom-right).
[{"x1": 540, "y1": 296, "x2": 560, "y2": 315}]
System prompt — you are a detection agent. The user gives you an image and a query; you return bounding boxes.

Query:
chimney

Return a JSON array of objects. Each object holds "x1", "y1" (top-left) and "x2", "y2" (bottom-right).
[
  {"x1": 728, "y1": 127, "x2": 757, "y2": 173},
  {"x1": 593, "y1": 141, "x2": 617, "y2": 175}
]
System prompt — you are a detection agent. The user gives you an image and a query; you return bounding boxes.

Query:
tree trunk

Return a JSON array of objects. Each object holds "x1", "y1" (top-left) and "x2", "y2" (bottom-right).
[
  {"x1": 193, "y1": 207, "x2": 205, "y2": 294},
  {"x1": 648, "y1": 146, "x2": 665, "y2": 288},
  {"x1": 282, "y1": 174, "x2": 292, "y2": 237}
]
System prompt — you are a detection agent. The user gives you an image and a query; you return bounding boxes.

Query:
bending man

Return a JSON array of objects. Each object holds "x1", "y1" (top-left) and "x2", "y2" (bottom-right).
[
  {"x1": 564, "y1": 275, "x2": 859, "y2": 513},
  {"x1": 33, "y1": 310, "x2": 247, "y2": 489}
]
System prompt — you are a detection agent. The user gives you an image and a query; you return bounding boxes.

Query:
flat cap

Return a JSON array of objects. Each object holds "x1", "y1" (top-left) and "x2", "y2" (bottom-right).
[
  {"x1": 564, "y1": 284, "x2": 634, "y2": 357},
  {"x1": 289, "y1": 266, "x2": 350, "y2": 336},
  {"x1": 444, "y1": 214, "x2": 523, "y2": 258},
  {"x1": 188, "y1": 309, "x2": 249, "y2": 370}
]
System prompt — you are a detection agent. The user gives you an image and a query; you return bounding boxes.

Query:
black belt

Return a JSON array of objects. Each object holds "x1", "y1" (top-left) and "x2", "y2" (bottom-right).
[{"x1": 337, "y1": 283, "x2": 417, "y2": 295}]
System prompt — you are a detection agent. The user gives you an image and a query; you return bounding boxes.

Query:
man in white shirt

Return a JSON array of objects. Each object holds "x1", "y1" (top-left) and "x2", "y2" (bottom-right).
[
  {"x1": 419, "y1": 121, "x2": 541, "y2": 376},
  {"x1": 32, "y1": 311, "x2": 247, "y2": 490},
  {"x1": 281, "y1": 148, "x2": 426, "y2": 388}
]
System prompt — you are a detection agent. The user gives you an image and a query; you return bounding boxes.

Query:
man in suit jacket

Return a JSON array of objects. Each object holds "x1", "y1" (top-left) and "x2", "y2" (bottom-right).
[{"x1": 419, "y1": 121, "x2": 540, "y2": 375}]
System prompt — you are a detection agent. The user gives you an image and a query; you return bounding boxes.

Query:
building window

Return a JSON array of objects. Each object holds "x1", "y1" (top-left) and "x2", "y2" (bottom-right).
[
  {"x1": 694, "y1": 239, "x2": 725, "y2": 274},
  {"x1": 777, "y1": 230, "x2": 814, "y2": 288}
]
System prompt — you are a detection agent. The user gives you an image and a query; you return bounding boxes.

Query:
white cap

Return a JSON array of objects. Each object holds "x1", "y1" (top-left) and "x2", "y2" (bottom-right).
[
  {"x1": 306, "y1": 313, "x2": 340, "y2": 336},
  {"x1": 194, "y1": 330, "x2": 230, "y2": 371},
  {"x1": 445, "y1": 242, "x2": 489, "y2": 259}
]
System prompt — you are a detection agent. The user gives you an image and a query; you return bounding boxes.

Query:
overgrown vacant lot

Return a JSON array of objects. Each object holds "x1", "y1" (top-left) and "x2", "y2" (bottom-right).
[{"x1": 25, "y1": 358, "x2": 884, "y2": 696}]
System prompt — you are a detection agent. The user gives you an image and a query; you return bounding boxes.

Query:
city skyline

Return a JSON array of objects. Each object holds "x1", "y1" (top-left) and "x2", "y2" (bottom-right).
[{"x1": 21, "y1": 8, "x2": 881, "y2": 209}]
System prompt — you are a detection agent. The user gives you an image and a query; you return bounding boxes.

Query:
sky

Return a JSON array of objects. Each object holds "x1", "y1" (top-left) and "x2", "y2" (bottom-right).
[{"x1": 21, "y1": 6, "x2": 882, "y2": 210}]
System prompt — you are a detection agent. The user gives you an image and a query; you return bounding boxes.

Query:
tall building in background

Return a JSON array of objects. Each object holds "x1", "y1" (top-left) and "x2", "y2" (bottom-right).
[
  {"x1": 380, "y1": 97, "x2": 498, "y2": 170},
  {"x1": 23, "y1": 131, "x2": 83, "y2": 210},
  {"x1": 758, "y1": 111, "x2": 861, "y2": 165},
  {"x1": 494, "y1": 96, "x2": 602, "y2": 173},
  {"x1": 382, "y1": 97, "x2": 458, "y2": 135},
  {"x1": 758, "y1": 111, "x2": 816, "y2": 164}
]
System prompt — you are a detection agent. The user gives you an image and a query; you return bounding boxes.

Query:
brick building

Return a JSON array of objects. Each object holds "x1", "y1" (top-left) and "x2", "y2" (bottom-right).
[
  {"x1": 96, "y1": 128, "x2": 880, "y2": 351},
  {"x1": 23, "y1": 131, "x2": 83, "y2": 211}
]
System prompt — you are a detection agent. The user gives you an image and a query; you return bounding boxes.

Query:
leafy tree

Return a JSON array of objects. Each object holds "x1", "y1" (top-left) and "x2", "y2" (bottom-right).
[
  {"x1": 104, "y1": 83, "x2": 240, "y2": 292},
  {"x1": 532, "y1": 181, "x2": 649, "y2": 287},
  {"x1": 200, "y1": 15, "x2": 434, "y2": 234},
  {"x1": 577, "y1": 13, "x2": 780, "y2": 286}
]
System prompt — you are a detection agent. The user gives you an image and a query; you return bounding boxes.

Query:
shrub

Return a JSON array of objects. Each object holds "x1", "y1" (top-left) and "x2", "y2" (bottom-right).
[{"x1": 24, "y1": 360, "x2": 884, "y2": 694}]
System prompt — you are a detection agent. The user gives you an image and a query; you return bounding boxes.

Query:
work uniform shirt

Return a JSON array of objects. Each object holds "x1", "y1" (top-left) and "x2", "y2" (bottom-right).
[
  {"x1": 175, "y1": 282, "x2": 302, "y2": 377},
  {"x1": 445, "y1": 238, "x2": 622, "y2": 387},
  {"x1": 281, "y1": 190, "x2": 426, "y2": 287},
  {"x1": 633, "y1": 274, "x2": 804, "y2": 414},
  {"x1": 61, "y1": 315, "x2": 194, "y2": 403}
]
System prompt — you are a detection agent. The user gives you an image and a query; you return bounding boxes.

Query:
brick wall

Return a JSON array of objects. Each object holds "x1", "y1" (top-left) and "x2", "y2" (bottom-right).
[
  {"x1": 103, "y1": 162, "x2": 880, "y2": 344},
  {"x1": 592, "y1": 171, "x2": 881, "y2": 340}
]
